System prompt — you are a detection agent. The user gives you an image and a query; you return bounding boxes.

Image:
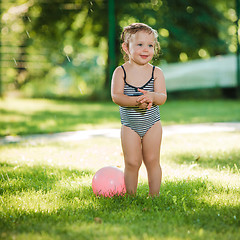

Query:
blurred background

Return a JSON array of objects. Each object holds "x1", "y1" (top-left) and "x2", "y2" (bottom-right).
[{"x1": 0, "y1": 0, "x2": 239, "y2": 100}]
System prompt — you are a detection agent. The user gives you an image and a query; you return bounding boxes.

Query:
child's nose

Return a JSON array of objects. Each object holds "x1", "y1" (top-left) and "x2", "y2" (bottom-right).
[{"x1": 143, "y1": 46, "x2": 148, "y2": 51}]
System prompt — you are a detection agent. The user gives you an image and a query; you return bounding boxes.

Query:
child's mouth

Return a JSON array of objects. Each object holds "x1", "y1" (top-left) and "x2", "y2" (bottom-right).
[{"x1": 140, "y1": 55, "x2": 148, "y2": 59}]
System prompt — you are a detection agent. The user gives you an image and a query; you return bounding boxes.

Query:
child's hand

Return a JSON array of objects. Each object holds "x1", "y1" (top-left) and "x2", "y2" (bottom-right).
[
  {"x1": 136, "y1": 89, "x2": 154, "y2": 110},
  {"x1": 137, "y1": 102, "x2": 148, "y2": 109}
]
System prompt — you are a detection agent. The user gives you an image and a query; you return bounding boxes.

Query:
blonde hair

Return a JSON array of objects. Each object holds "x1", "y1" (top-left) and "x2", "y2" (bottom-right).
[{"x1": 121, "y1": 23, "x2": 160, "y2": 62}]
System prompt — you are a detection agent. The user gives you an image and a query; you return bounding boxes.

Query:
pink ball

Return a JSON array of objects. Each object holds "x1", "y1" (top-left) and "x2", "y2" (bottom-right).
[{"x1": 92, "y1": 166, "x2": 126, "y2": 197}]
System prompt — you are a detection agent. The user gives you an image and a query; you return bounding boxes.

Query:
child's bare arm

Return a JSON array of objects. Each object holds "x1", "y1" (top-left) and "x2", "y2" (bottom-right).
[{"x1": 111, "y1": 67, "x2": 140, "y2": 107}]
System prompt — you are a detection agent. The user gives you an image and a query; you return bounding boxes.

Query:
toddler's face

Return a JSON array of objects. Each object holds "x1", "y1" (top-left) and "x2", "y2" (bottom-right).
[{"x1": 127, "y1": 31, "x2": 155, "y2": 65}]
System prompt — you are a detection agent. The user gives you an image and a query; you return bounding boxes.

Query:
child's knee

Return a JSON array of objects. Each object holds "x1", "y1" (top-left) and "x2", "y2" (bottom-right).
[
  {"x1": 143, "y1": 155, "x2": 160, "y2": 168},
  {"x1": 125, "y1": 158, "x2": 142, "y2": 171}
]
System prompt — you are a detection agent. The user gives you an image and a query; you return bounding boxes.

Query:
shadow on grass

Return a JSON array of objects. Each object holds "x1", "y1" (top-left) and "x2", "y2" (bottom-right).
[
  {"x1": 0, "y1": 162, "x2": 239, "y2": 240},
  {"x1": 0, "y1": 163, "x2": 94, "y2": 195}
]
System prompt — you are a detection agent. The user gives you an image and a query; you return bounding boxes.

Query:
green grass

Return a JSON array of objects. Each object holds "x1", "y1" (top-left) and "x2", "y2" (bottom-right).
[
  {"x1": 0, "y1": 132, "x2": 239, "y2": 240},
  {"x1": 0, "y1": 98, "x2": 120, "y2": 137},
  {"x1": 0, "y1": 98, "x2": 240, "y2": 136}
]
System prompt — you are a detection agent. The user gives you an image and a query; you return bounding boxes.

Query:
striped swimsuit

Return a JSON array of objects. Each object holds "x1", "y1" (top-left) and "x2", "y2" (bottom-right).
[{"x1": 119, "y1": 65, "x2": 160, "y2": 138}]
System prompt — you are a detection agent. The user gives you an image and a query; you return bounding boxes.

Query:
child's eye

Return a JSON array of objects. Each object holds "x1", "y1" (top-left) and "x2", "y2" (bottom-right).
[
  {"x1": 137, "y1": 44, "x2": 142, "y2": 46},
  {"x1": 149, "y1": 44, "x2": 153, "y2": 47}
]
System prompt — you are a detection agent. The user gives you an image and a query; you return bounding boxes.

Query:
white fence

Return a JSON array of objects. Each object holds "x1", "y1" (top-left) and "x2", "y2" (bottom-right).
[{"x1": 161, "y1": 55, "x2": 237, "y2": 92}]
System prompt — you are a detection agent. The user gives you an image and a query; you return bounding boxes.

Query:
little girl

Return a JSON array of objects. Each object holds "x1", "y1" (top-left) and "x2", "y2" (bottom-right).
[{"x1": 111, "y1": 23, "x2": 167, "y2": 196}]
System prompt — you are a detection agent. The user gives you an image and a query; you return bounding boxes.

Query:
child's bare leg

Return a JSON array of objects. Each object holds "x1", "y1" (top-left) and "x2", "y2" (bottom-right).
[
  {"x1": 142, "y1": 121, "x2": 162, "y2": 196},
  {"x1": 121, "y1": 125, "x2": 142, "y2": 195}
]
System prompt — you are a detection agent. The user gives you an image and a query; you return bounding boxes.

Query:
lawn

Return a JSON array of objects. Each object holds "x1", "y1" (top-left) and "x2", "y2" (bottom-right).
[
  {"x1": 0, "y1": 131, "x2": 239, "y2": 240},
  {"x1": 0, "y1": 98, "x2": 240, "y2": 136},
  {"x1": 0, "y1": 97, "x2": 240, "y2": 239}
]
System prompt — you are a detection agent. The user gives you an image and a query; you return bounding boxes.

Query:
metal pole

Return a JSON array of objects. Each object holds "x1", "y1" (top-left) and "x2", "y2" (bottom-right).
[
  {"x1": 236, "y1": 0, "x2": 240, "y2": 97},
  {"x1": 0, "y1": 0, "x2": 2, "y2": 97},
  {"x1": 108, "y1": 0, "x2": 115, "y2": 91}
]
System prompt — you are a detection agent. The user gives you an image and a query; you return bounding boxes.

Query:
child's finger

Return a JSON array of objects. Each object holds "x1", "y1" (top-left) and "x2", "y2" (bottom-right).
[
  {"x1": 138, "y1": 88, "x2": 147, "y2": 94},
  {"x1": 141, "y1": 96, "x2": 152, "y2": 103},
  {"x1": 140, "y1": 97, "x2": 148, "y2": 103},
  {"x1": 147, "y1": 102, "x2": 152, "y2": 110},
  {"x1": 137, "y1": 95, "x2": 145, "y2": 103},
  {"x1": 136, "y1": 97, "x2": 141, "y2": 103}
]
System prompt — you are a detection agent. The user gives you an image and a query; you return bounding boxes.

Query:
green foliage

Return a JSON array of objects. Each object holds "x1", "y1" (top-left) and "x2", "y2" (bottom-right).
[
  {"x1": 1, "y1": 0, "x2": 236, "y2": 98},
  {"x1": 116, "y1": 0, "x2": 231, "y2": 63}
]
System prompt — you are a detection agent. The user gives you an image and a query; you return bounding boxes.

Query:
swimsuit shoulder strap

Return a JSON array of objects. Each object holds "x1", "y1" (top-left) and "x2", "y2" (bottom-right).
[
  {"x1": 151, "y1": 65, "x2": 155, "y2": 79},
  {"x1": 120, "y1": 65, "x2": 127, "y2": 81}
]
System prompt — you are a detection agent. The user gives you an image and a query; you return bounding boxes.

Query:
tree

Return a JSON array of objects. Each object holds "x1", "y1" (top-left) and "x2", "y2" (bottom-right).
[{"x1": 1, "y1": 0, "x2": 234, "y2": 97}]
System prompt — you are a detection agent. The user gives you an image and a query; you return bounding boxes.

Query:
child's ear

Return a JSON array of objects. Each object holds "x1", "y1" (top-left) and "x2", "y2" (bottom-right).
[{"x1": 122, "y1": 42, "x2": 129, "y2": 55}]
